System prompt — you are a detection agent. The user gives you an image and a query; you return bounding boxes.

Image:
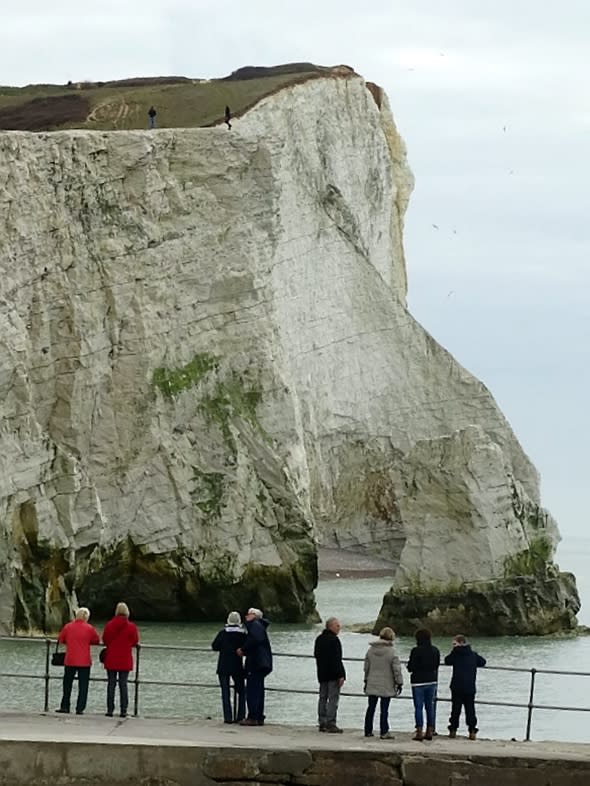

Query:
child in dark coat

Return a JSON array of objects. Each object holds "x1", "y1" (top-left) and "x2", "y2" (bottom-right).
[
  {"x1": 444, "y1": 634, "x2": 486, "y2": 739},
  {"x1": 211, "y1": 611, "x2": 247, "y2": 723}
]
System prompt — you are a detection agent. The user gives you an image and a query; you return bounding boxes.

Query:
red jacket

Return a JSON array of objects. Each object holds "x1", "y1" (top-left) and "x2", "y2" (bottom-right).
[
  {"x1": 58, "y1": 619, "x2": 100, "y2": 667},
  {"x1": 101, "y1": 616, "x2": 140, "y2": 672}
]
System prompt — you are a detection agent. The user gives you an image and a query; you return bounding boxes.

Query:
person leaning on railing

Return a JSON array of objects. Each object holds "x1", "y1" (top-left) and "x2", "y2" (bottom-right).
[
  {"x1": 55, "y1": 607, "x2": 100, "y2": 715},
  {"x1": 101, "y1": 602, "x2": 140, "y2": 718}
]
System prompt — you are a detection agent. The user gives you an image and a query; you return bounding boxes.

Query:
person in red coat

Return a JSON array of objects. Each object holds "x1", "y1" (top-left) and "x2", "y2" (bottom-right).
[
  {"x1": 101, "y1": 602, "x2": 140, "y2": 717},
  {"x1": 56, "y1": 607, "x2": 100, "y2": 714}
]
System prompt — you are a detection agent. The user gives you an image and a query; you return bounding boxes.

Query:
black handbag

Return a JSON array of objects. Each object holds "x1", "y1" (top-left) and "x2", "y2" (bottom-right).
[
  {"x1": 51, "y1": 641, "x2": 65, "y2": 667},
  {"x1": 99, "y1": 647, "x2": 107, "y2": 664}
]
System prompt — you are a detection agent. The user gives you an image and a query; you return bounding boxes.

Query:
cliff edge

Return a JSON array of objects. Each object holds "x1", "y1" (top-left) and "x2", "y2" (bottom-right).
[{"x1": 0, "y1": 70, "x2": 578, "y2": 632}]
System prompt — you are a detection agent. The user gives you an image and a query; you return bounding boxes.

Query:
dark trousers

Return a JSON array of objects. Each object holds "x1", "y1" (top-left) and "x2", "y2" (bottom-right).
[
  {"x1": 364, "y1": 695, "x2": 391, "y2": 736},
  {"x1": 107, "y1": 670, "x2": 129, "y2": 715},
  {"x1": 245, "y1": 671, "x2": 265, "y2": 722},
  {"x1": 60, "y1": 666, "x2": 90, "y2": 713},
  {"x1": 219, "y1": 673, "x2": 246, "y2": 722},
  {"x1": 449, "y1": 691, "x2": 478, "y2": 732},
  {"x1": 318, "y1": 680, "x2": 341, "y2": 728}
]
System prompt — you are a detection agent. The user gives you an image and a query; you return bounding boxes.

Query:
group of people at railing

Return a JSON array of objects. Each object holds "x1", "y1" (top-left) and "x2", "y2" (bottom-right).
[
  {"x1": 53, "y1": 603, "x2": 486, "y2": 739},
  {"x1": 54, "y1": 603, "x2": 138, "y2": 717}
]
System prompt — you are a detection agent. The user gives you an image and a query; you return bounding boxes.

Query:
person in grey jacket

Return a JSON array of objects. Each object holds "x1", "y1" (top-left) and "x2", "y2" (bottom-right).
[{"x1": 363, "y1": 627, "x2": 403, "y2": 739}]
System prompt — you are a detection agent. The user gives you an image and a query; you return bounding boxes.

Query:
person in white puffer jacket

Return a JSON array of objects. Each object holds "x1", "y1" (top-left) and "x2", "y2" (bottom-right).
[{"x1": 363, "y1": 627, "x2": 403, "y2": 739}]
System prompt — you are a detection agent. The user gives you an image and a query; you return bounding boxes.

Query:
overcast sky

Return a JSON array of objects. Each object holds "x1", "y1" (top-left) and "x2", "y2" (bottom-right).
[{"x1": 1, "y1": 1, "x2": 588, "y2": 542}]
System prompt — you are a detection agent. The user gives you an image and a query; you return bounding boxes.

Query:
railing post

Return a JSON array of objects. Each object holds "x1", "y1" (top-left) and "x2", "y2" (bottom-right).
[
  {"x1": 43, "y1": 639, "x2": 51, "y2": 713},
  {"x1": 133, "y1": 644, "x2": 141, "y2": 717},
  {"x1": 232, "y1": 679, "x2": 237, "y2": 722},
  {"x1": 525, "y1": 668, "x2": 537, "y2": 741}
]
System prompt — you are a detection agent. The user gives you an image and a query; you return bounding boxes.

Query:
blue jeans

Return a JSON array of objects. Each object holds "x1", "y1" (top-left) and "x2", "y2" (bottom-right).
[
  {"x1": 364, "y1": 695, "x2": 391, "y2": 736},
  {"x1": 219, "y1": 673, "x2": 245, "y2": 722},
  {"x1": 412, "y1": 683, "x2": 437, "y2": 728}
]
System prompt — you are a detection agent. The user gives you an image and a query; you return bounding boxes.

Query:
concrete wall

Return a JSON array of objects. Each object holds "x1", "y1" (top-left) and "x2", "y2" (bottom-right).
[{"x1": 0, "y1": 741, "x2": 589, "y2": 786}]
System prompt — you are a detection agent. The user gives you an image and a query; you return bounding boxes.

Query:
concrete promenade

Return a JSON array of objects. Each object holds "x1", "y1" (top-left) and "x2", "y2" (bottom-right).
[{"x1": 0, "y1": 712, "x2": 588, "y2": 784}]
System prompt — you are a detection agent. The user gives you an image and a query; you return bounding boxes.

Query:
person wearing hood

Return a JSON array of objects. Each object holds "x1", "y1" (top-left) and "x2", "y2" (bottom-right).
[
  {"x1": 363, "y1": 627, "x2": 403, "y2": 739},
  {"x1": 101, "y1": 602, "x2": 140, "y2": 718},
  {"x1": 211, "y1": 611, "x2": 247, "y2": 723},
  {"x1": 444, "y1": 634, "x2": 486, "y2": 740},
  {"x1": 407, "y1": 627, "x2": 440, "y2": 741},
  {"x1": 237, "y1": 607, "x2": 273, "y2": 726},
  {"x1": 313, "y1": 617, "x2": 346, "y2": 733}
]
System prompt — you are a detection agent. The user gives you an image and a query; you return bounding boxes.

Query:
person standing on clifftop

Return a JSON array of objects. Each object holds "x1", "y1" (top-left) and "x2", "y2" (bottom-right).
[
  {"x1": 212, "y1": 611, "x2": 247, "y2": 723},
  {"x1": 148, "y1": 106, "x2": 157, "y2": 129},
  {"x1": 314, "y1": 617, "x2": 346, "y2": 733},
  {"x1": 237, "y1": 608, "x2": 273, "y2": 726},
  {"x1": 444, "y1": 634, "x2": 486, "y2": 740},
  {"x1": 55, "y1": 607, "x2": 100, "y2": 715},
  {"x1": 224, "y1": 105, "x2": 232, "y2": 129}
]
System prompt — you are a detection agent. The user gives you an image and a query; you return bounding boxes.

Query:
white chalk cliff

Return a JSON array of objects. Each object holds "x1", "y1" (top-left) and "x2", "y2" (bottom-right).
[{"x1": 0, "y1": 73, "x2": 572, "y2": 632}]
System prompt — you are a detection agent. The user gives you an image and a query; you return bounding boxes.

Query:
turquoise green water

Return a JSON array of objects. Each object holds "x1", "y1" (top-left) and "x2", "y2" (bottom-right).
[{"x1": 0, "y1": 537, "x2": 587, "y2": 743}]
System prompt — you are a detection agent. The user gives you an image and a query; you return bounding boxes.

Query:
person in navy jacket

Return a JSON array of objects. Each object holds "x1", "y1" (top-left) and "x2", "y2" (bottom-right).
[
  {"x1": 211, "y1": 611, "x2": 247, "y2": 723},
  {"x1": 237, "y1": 608, "x2": 273, "y2": 726},
  {"x1": 444, "y1": 634, "x2": 486, "y2": 739}
]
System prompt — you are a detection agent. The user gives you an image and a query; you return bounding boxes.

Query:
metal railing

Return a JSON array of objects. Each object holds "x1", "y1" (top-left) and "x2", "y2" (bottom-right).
[{"x1": 0, "y1": 635, "x2": 589, "y2": 741}]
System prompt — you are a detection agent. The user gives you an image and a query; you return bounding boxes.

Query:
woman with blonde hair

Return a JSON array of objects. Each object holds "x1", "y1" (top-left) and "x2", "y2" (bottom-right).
[
  {"x1": 101, "y1": 602, "x2": 140, "y2": 717},
  {"x1": 363, "y1": 626, "x2": 403, "y2": 739}
]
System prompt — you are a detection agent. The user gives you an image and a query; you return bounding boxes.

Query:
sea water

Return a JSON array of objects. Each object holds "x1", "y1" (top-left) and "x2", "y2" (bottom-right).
[{"x1": 0, "y1": 537, "x2": 588, "y2": 742}]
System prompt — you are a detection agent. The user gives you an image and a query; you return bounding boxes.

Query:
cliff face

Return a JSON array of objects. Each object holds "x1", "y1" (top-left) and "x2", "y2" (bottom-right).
[{"x1": 0, "y1": 74, "x2": 576, "y2": 632}]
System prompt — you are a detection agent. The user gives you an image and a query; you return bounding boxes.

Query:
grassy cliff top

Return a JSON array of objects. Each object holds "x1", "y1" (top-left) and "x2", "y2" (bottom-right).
[{"x1": 0, "y1": 63, "x2": 356, "y2": 132}]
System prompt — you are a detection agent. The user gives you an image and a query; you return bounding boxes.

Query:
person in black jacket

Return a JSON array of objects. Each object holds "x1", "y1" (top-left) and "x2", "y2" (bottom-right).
[
  {"x1": 211, "y1": 611, "x2": 247, "y2": 723},
  {"x1": 313, "y1": 617, "x2": 346, "y2": 733},
  {"x1": 237, "y1": 608, "x2": 273, "y2": 726},
  {"x1": 444, "y1": 634, "x2": 486, "y2": 739},
  {"x1": 407, "y1": 627, "x2": 440, "y2": 741}
]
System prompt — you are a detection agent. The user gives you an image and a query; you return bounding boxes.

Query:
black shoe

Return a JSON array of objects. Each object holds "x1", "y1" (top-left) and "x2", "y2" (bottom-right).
[
  {"x1": 105, "y1": 712, "x2": 113, "y2": 717},
  {"x1": 326, "y1": 725, "x2": 343, "y2": 734},
  {"x1": 364, "y1": 732, "x2": 374, "y2": 737},
  {"x1": 55, "y1": 708, "x2": 69, "y2": 714},
  {"x1": 120, "y1": 713, "x2": 128, "y2": 718},
  {"x1": 319, "y1": 725, "x2": 327, "y2": 732},
  {"x1": 75, "y1": 710, "x2": 84, "y2": 715},
  {"x1": 223, "y1": 719, "x2": 234, "y2": 724}
]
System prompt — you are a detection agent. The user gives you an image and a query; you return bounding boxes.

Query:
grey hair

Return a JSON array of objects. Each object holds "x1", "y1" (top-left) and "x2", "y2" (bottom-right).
[
  {"x1": 75, "y1": 607, "x2": 90, "y2": 622},
  {"x1": 325, "y1": 616, "x2": 339, "y2": 629}
]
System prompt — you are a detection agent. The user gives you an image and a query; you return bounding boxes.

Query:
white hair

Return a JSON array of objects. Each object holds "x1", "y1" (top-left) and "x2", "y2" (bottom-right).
[
  {"x1": 75, "y1": 607, "x2": 90, "y2": 622},
  {"x1": 247, "y1": 607, "x2": 263, "y2": 619}
]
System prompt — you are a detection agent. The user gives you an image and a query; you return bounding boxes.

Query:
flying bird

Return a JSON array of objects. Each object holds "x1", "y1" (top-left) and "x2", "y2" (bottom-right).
[{"x1": 432, "y1": 223, "x2": 439, "y2": 230}]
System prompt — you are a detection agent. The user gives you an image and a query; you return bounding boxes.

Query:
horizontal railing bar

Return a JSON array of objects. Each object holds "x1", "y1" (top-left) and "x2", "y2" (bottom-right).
[{"x1": 3, "y1": 635, "x2": 590, "y2": 679}]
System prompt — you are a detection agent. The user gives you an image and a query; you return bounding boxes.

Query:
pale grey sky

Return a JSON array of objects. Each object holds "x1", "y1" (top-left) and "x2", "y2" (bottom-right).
[{"x1": 1, "y1": 1, "x2": 588, "y2": 539}]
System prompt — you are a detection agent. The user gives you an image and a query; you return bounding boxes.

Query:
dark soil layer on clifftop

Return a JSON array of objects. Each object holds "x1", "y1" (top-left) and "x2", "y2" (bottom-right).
[
  {"x1": 374, "y1": 569, "x2": 580, "y2": 636},
  {"x1": 0, "y1": 63, "x2": 354, "y2": 132}
]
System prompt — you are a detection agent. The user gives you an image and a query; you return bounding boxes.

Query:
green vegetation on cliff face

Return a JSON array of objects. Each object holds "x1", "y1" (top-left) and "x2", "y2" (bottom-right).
[
  {"x1": 503, "y1": 536, "x2": 552, "y2": 578},
  {"x1": 153, "y1": 353, "x2": 219, "y2": 398},
  {"x1": 153, "y1": 353, "x2": 263, "y2": 449},
  {"x1": 0, "y1": 68, "x2": 331, "y2": 132}
]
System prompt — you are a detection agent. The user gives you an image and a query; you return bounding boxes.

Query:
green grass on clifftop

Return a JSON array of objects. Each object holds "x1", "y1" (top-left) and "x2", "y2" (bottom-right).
[{"x1": 0, "y1": 64, "x2": 349, "y2": 132}]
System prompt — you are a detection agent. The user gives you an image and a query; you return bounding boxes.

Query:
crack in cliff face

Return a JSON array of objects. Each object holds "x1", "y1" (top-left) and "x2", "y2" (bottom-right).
[{"x1": 0, "y1": 74, "x2": 576, "y2": 632}]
